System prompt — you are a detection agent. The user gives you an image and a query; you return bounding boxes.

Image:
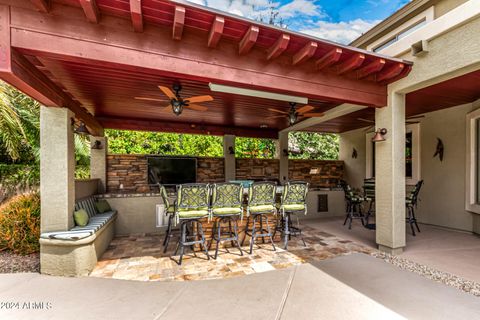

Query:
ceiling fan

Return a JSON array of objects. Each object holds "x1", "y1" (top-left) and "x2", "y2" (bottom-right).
[
  {"x1": 359, "y1": 115, "x2": 425, "y2": 132},
  {"x1": 135, "y1": 84, "x2": 213, "y2": 116},
  {"x1": 268, "y1": 102, "x2": 324, "y2": 125}
]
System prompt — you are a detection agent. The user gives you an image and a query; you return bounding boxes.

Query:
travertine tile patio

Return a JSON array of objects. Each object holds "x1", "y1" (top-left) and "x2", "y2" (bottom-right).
[{"x1": 90, "y1": 225, "x2": 375, "y2": 281}]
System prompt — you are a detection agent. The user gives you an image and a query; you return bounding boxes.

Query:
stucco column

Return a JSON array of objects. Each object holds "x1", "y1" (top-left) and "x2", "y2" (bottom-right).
[
  {"x1": 223, "y1": 135, "x2": 236, "y2": 181},
  {"x1": 375, "y1": 91, "x2": 406, "y2": 254},
  {"x1": 278, "y1": 131, "x2": 289, "y2": 183},
  {"x1": 40, "y1": 106, "x2": 75, "y2": 233},
  {"x1": 90, "y1": 136, "x2": 107, "y2": 193}
]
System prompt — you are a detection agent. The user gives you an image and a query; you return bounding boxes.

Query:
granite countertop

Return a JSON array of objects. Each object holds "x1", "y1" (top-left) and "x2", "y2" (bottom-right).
[{"x1": 97, "y1": 187, "x2": 343, "y2": 198}]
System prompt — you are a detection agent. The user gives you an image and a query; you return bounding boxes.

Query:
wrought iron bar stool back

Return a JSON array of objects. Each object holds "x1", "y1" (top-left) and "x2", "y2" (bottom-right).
[
  {"x1": 172, "y1": 183, "x2": 211, "y2": 265},
  {"x1": 406, "y1": 180, "x2": 423, "y2": 236},
  {"x1": 242, "y1": 181, "x2": 277, "y2": 254},
  {"x1": 209, "y1": 182, "x2": 244, "y2": 258},
  {"x1": 159, "y1": 184, "x2": 176, "y2": 253},
  {"x1": 275, "y1": 181, "x2": 309, "y2": 249},
  {"x1": 340, "y1": 180, "x2": 366, "y2": 229}
]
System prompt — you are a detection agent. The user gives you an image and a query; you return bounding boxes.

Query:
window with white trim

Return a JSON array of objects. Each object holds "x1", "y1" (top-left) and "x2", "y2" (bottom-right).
[{"x1": 373, "y1": 19, "x2": 427, "y2": 52}]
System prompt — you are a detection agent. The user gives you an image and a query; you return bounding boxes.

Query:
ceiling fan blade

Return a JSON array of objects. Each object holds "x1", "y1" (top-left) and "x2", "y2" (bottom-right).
[
  {"x1": 186, "y1": 95, "x2": 214, "y2": 103},
  {"x1": 302, "y1": 112, "x2": 325, "y2": 117},
  {"x1": 158, "y1": 86, "x2": 176, "y2": 99},
  {"x1": 268, "y1": 108, "x2": 289, "y2": 114},
  {"x1": 297, "y1": 105, "x2": 314, "y2": 114},
  {"x1": 135, "y1": 97, "x2": 168, "y2": 102},
  {"x1": 357, "y1": 118, "x2": 375, "y2": 123},
  {"x1": 185, "y1": 104, "x2": 208, "y2": 111},
  {"x1": 267, "y1": 115, "x2": 286, "y2": 119}
]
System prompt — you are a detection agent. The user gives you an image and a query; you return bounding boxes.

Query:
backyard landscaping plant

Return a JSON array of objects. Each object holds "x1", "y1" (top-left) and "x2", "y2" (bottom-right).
[{"x1": 0, "y1": 192, "x2": 40, "y2": 254}]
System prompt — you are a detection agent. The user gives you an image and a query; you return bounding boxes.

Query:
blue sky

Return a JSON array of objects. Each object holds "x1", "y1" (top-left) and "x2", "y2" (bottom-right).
[{"x1": 187, "y1": 0, "x2": 410, "y2": 44}]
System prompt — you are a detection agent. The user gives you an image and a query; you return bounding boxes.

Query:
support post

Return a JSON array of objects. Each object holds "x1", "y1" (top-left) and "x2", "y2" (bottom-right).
[
  {"x1": 375, "y1": 90, "x2": 406, "y2": 254},
  {"x1": 90, "y1": 136, "x2": 107, "y2": 193},
  {"x1": 223, "y1": 135, "x2": 235, "y2": 181},
  {"x1": 40, "y1": 107, "x2": 75, "y2": 233},
  {"x1": 278, "y1": 132, "x2": 289, "y2": 184}
]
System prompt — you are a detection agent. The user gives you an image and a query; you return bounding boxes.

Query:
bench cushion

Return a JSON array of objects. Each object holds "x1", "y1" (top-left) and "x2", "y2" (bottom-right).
[{"x1": 75, "y1": 197, "x2": 98, "y2": 218}]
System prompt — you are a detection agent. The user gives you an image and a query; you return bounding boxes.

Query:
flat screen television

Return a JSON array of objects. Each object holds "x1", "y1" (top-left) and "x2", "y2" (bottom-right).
[{"x1": 147, "y1": 156, "x2": 197, "y2": 185}]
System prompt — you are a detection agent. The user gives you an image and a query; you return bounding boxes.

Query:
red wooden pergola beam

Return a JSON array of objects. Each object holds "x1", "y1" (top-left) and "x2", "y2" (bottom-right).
[
  {"x1": 239, "y1": 25, "x2": 259, "y2": 55},
  {"x1": 79, "y1": 0, "x2": 100, "y2": 24},
  {"x1": 130, "y1": 0, "x2": 143, "y2": 33},
  {"x1": 208, "y1": 16, "x2": 224, "y2": 48},
  {"x1": 337, "y1": 53, "x2": 365, "y2": 75},
  {"x1": 377, "y1": 63, "x2": 406, "y2": 82},
  {"x1": 316, "y1": 48, "x2": 342, "y2": 70},
  {"x1": 293, "y1": 41, "x2": 317, "y2": 66},
  {"x1": 30, "y1": 0, "x2": 50, "y2": 13},
  {"x1": 98, "y1": 117, "x2": 278, "y2": 139},
  {"x1": 172, "y1": 6, "x2": 185, "y2": 40},
  {"x1": 267, "y1": 34, "x2": 290, "y2": 60},
  {"x1": 357, "y1": 59, "x2": 386, "y2": 79}
]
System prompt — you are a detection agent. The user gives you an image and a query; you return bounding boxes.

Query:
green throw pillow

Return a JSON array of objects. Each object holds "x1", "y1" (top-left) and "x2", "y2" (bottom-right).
[
  {"x1": 96, "y1": 199, "x2": 112, "y2": 213},
  {"x1": 74, "y1": 209, "x2": 89, "y2": 227}
]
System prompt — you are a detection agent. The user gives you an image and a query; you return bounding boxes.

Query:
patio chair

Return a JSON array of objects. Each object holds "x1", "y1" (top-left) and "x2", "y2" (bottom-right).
[
  {"x1": 159, "y1": 184, "x2": 176, "y2": 253},
  {"x1": 406, "y1": 180, "x2": 423, "y2": 236},
  {"x1": 362, "y1": 178, "x2": 375, "y2": 225},
  {"x1": 241, "y1": 181, "x2": 277, "y2": 254},
  {"x1": 172, "y1": 183, "x2": 211, "y2": 265},
  {"x1": 209, "y1": 182, "x2": 244, "y2": 259},
  {"x1": 340, "y1": 180, "x2": 366, "y2": 229},
  {"x1": 274, "y1": 181, "x2": 309, "y2": 250}
]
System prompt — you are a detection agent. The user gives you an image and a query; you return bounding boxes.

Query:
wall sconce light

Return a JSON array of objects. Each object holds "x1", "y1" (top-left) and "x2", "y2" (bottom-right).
[
  {"x1": 372, "y1": 128, "x2": 387, "y2": 142},
  {"x1": 228, "y1": 146, "x2": 235, "y2": 155},
  {"x1": 91, "y1": 140, "x2": 103, "y2": 150},
  {"x1": 74, "y1": 121, "x2": 90, "y2": 135}
]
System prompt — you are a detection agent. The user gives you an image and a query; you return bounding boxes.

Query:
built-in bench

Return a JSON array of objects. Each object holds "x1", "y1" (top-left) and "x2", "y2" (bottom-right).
[{"x1": 40, "y1": 196, "x2": 117, "y2": 276}]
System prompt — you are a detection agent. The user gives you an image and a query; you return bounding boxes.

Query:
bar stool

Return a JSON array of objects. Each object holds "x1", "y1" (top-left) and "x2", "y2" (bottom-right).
[
  {"x1": 242, "y1": 181, "x2": 277, "y2": 254},
  {"x1": 406, "y1": 180, "x2": 423, "y2": 236},
  {"x1": 159, "y1": 184, "x2": 176, "y2": 253},
  {"x1": 275, "y1": 181, "x2": 309, "y2": 250},
  {"x1": 209, "y1": 183, "x2": 244, "y2": 259},
  {"x1": 172, "y1": 183, "x2": 210, "y2": 265}
]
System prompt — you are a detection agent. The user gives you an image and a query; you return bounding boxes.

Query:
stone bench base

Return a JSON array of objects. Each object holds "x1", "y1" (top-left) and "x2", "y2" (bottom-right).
[{"x1": 40, "y1": 216, "x2": 116, "y2": 276}]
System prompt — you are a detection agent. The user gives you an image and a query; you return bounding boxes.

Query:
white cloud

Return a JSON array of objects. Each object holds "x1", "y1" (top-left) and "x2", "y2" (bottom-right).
[{"x1": 300, "y1": 19, "x2": 380, "y2": 44}]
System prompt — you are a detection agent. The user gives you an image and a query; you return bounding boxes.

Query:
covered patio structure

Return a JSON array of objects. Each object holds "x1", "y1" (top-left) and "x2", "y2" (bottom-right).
[{"x1": 0, "y1": 0, "x2": 414, "y2": 276}]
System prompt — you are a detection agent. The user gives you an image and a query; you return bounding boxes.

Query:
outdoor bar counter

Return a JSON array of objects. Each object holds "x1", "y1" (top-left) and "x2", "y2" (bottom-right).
[{"x1": 97, "y1": 187, "x2": 345, "y2": 242}]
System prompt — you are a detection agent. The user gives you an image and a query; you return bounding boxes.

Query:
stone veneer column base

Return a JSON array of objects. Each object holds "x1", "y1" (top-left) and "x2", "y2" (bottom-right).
[{"x1": 378, "y1": 244, "x2": 404, "y2": 255}]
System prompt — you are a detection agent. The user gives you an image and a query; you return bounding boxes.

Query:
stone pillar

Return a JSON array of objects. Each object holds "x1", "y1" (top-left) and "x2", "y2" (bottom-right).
[
  {"x1": 40, "y1": 107, "x2": 75, "y2": 233},
  {"x1": 90, "y1": 136, "x2": 107, "y2": 193},
  {"x1": 375, "y1": 91, "x2": 406, "y2": 254},
  {"x1": 278, "y1": 131, "x2": 289, "y2": 183},
  {"x1": 223, "y1": 135, "x2": 236, "y2": 181}
]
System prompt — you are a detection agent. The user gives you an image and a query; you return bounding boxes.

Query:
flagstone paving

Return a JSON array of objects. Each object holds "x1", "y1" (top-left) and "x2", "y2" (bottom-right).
[{"x1": 90, "y1": 225, "x2": 375, "y2": 281}]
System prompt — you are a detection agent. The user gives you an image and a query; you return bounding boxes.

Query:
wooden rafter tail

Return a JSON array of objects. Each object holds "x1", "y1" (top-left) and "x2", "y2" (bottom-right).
[
  {"x1": 267, "y1": 34, "x2": 290, "y2": 60},
  {"x1": 316, "y1": 48, "x2": 342, "y2": 70},
  {"x1": 130, "y1": 0, "x2": 143, "y2": 33},
  {"x1": 79, "y1": 0, "x2": 100, "y2": 24},
  {"x1": 208, "y1": 16, "x2": 224, "y2": 48},
  {"x1": 172, "y1": 6, "x2": 185, "y2": 41},
  {"x1": 239, "y1": 25, "x2": 259, "y2": 55},
  {"x1": 337, "y1": 53, "x2": 365, "y2": 75},
  {"x1": 357, "y1": 59, "x2": 385, "y2": 79},
  {"x1": 376, "y1": 63, "x2": 405, "y2": 82},
  {"x1": 293, "y1": 41, "x2": 317, "y2": 66}
]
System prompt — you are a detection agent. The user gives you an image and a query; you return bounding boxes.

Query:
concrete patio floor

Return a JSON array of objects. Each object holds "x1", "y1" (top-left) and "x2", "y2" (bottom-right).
[
  {"x1": 308, "y1": 217, "x2": 480, "y2": 283},
  {"x1": 1, "y1": 254, "x2": 479, "y2": 320}
]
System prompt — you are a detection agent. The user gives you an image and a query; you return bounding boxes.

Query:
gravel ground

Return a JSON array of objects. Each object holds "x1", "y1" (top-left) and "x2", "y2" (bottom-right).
[
  {"x1": 0, "y1": 251, "x2": 40, "y2": 273},
  {"x1": 372, "y1": 251, "x2": 480, "y2": 297}
]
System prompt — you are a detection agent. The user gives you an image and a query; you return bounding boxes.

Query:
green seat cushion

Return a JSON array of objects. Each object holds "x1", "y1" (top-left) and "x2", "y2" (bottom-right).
[
  {"x1": 166, "y1": 206, "x2": 175, "y2": 214},
  {"x1": 249, "y1": 204, "x2": 275, "y2": 213},
  {"x1": 177, "y1": 210, "x2": 209, "y2": 219},
  {"x1": 212, "y1": 207, "x2": 242, "y2": 215},
  {"x1": 96, "y1": 199, "x2": 112, "y2": 213},
  {"x1": 74, "y1": 209, "x2": 89, "y2": 227},
  {"x1": 280, "y1": 204, "x2": 305, "y2": 212}
]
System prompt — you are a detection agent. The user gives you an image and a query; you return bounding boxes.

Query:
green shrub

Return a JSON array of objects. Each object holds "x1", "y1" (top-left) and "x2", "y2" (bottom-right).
[{"x1": 0, "y1": 192, "x2": 40, "y2": 254}]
